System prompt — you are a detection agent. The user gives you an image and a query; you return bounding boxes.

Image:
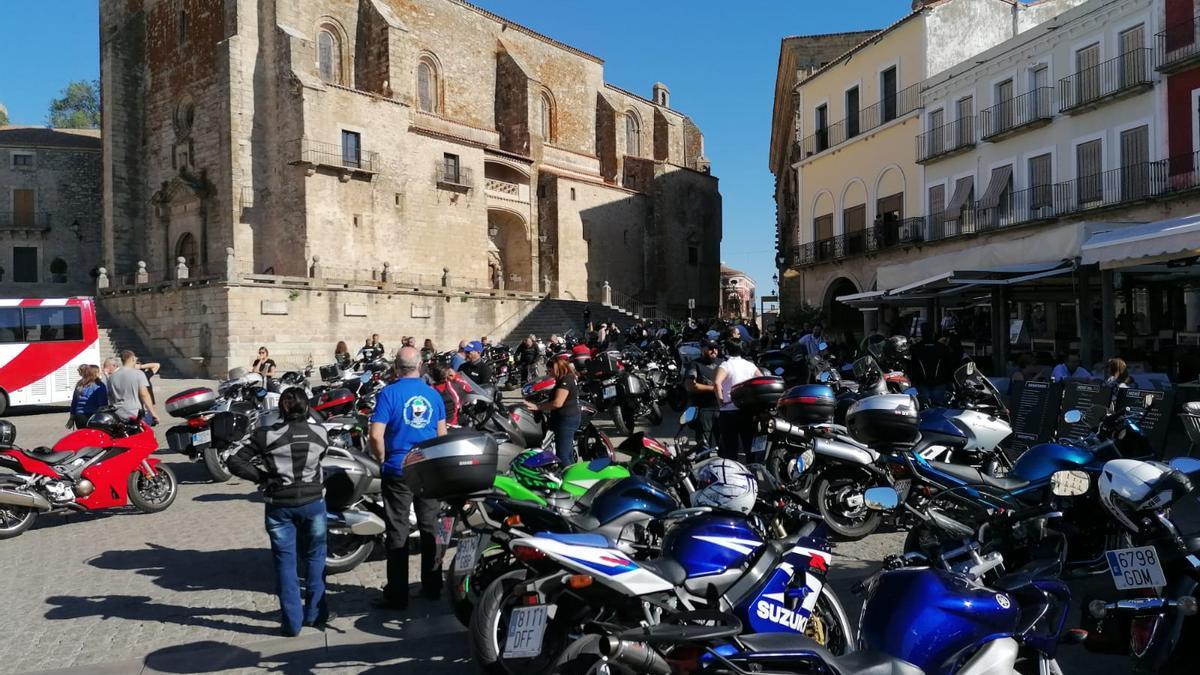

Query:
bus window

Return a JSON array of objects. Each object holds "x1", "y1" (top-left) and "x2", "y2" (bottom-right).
[
  {"x1": 23, "y1": 306, "x2": 83, "y2": 342},
  {"x1": 0, "y1": 308, "x2": 20, "y2": 343}
]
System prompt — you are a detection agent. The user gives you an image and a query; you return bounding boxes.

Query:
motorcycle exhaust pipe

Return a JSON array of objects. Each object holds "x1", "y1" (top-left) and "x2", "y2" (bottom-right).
[
  {"x1": 328, "y1": 510, "x2": 386, "y2": 536},
  {"x1": 598, "y1": 637, "x2": 670, "y2": 675},
  {"x1": 0, "y1": 487, "x2": 51, "y2": 511}
]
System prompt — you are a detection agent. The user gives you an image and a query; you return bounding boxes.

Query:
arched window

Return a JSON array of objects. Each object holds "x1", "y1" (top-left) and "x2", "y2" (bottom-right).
[
  {"x1": 175, "y1": 233, "x2": 198, "y2": 268},
  {"x1": 625, "y1": 111, "x2": 641, "y2": 157},
  {"x1": 417, "y1": 57, "x2": 440, "y2": 113},
  {"x1": 539, "y1": 91, "x2": 554, "y2": 141},
  {"x1": 317, "y1": 27, "x2": 342, "y2": 84}
]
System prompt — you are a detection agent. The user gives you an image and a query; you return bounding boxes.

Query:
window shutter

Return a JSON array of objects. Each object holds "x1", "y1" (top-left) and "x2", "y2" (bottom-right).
[
  {"x1": 945, "y1": 176, "x2": 974, "y2": 220},
  {"x1": 979, "y1": 165, "x2": 1014, "y2": 209}
]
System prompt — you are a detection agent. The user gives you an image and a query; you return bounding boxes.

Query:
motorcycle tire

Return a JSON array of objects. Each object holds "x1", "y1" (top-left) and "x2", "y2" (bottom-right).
[
  {"x1": 326, "y1": 533, "x2": 375, "y2": 574},
  {"x1": 203, "y1": 445, "x2": 234, "y2": 483},
  {"x1": 610, "y1": 403, "x2": 633, "y2": 436},
  {"x1": 449, "y1": 551, "x2": 516, "y2": 628},
  {"x1": 813, "y1": 471, "x2": 882, "y2": 541},
  {"x1": 469, "y1": 569, "x2": 526, "y2": 675},
  {"x1": 666, "y1": 385, "x2": 688, "y2": 412},
  {"x1": 646, "y1": 399, "x2": 663, "y2": 426},
  {"x1": 813, "y1": 583, "x2": 855, "y2": 655},
  {"x1": 0, "y1": 504, "x2": 36, "y2": 539},
  {"x1": 127, "y1": 464, "x2": 178, "y2": 513}
]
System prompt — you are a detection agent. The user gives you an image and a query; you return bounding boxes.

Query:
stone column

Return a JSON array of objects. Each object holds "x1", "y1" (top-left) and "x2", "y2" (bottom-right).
[
  {"x1": 136, "y1": 261, "x2": 148, "y2": 284},
  {"x1": 1101, "y1": 269, "x2": 1116, "y2": 360},
  {"x1": 175, "y1": 257, "x2": 189, "y2": 280},
  {"x1": 990, "y1": 286, "x2": 1009, "y2": 376},
  {"x1": 96, "y1": 267, "x2": 109, "y2": 291},
  {"x1": 442, "y1": 267, "x2": 450, "y2": 287},
  {"x1": 310, "y1": 255, "x2": 321, "y2": 279},
  {"x1": 1076, "y1": 264, "x2": 1095, "y2": 366},
  {"x1": 225, "y1": 248, "x2": 237, "y2": 282},
  {"x1": 602, "y1": 281, "x2": 612, "y2": 306},
  {"x1": 381, "y1": 261, "x2": 392, "y2": 283}
]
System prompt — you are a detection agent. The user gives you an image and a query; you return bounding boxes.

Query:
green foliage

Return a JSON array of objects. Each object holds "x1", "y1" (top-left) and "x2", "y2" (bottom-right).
[
  {"x1": 48, "y1": 80, "x2": 100, "y2": 129},
  {"x1": 789, "y1": 302, "x2": 824, "y2": 328},
  {"x1": 0, "y1": 104, "x2": 8, "y2": 126}
]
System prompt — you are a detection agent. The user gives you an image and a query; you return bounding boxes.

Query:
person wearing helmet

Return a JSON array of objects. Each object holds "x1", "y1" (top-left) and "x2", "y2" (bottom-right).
[
  {"x1": 880, "y1": 335, "x2": 910, "y2": 371},
  {"x1": 570, "y1": 344, "x2": 593, "y2": 373},
  {"x1": 692, "y1": 458, "x2": 758, "y2": 515}
]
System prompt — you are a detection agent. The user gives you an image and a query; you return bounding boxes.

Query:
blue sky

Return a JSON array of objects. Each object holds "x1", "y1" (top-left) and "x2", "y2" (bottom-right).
[{"x1": 0, "y1": 0, "x2": 908, "y2": 294}]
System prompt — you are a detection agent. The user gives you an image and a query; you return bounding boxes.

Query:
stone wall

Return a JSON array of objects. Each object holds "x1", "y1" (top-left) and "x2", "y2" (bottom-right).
[
  {"x1": 0, "y1": 140, "x2": 102, "y2": 295},
  {"x1": 99, "y1": 279, "x2": 545, "y2": 377}
]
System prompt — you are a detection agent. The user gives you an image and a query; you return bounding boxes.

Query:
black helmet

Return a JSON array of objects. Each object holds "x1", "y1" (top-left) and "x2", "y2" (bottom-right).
[
  {"x1": 86, "y1": 411, "x2": 121, "y2": 432},
  {"x1": 0, "y1": 420, "x2": 14, "y2": 447},
  {"x1": 883, "y1": 335, "x2": 910, "y2": 361}
]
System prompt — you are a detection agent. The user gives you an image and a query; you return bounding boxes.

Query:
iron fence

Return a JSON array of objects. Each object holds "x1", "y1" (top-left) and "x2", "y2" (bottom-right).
[
  {"x1": 295, "y1": 138, "x2": 378, "y2": 173},
  {"x1": 980, "y1": 87, "x2": 1053, "y2": 140},
  {"x1": 796, "y1": 83, "x2": 922, "y2": 158},
  {"x1": 1058, "y1": 48, "x2": 1153, "y2": 112},
  {"x1": 916, "y1": 116, "x2": 975, "y2": 163},
  {"x1": 1156, "y1": 15, "x2": 1200, "y2": 72}
]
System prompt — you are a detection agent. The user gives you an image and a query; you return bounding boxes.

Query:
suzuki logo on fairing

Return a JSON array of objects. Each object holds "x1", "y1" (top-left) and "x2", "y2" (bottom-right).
[{"x1": 756, "y1": 599, "x2": 807, "y2": 631}]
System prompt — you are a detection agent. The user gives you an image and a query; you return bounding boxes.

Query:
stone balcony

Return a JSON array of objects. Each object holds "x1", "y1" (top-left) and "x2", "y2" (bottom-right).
[{"x1": 484, "y1": 177, "x2": 530, "y2": 204}]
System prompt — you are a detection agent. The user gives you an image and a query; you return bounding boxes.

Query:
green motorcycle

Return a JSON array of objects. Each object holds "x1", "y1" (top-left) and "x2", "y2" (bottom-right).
[{"x1": 445, "y1": 449, "x2": 630, "y2": 626}]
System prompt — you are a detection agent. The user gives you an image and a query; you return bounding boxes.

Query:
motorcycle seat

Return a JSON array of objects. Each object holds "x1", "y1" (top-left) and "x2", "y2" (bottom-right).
[
  {"x1": 639, "y1": 558, "x2": 688, "y2": 586},
  {"x1": 928, "y1": 461, "x2": 1029, "y2": 491},
  {"x1": 19, "y1": 447, "x2": 77, "y2": 465},
  {"x1": 535, "y1": 531, "x2": 610, "y2": 548},
  {"x1": 736, "y1": 634, "x2": 924, "y2": 675}
]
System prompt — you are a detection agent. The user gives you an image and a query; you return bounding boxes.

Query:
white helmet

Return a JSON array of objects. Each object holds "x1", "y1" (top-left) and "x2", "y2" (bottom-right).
[
  {"x1": 693, "y1": 458, "x2": 758, "y2": 515},
  {"x1": 1098, "y1": 459, "x2": 1176, "y2": 533}
]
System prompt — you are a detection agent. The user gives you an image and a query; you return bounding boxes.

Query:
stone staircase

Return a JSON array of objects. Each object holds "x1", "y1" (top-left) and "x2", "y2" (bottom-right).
[
  {"x1": 499, "y1": 299, "x2": 641, "y2": 344},
  {"x1": 95, "y1": 306, "x2": 181, "y2": 377}
]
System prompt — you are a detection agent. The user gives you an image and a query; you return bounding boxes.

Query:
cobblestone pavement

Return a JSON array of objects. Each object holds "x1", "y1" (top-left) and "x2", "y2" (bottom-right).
[{"x1": 0, "y1": 378, "x2": 1124, "y2": 674}]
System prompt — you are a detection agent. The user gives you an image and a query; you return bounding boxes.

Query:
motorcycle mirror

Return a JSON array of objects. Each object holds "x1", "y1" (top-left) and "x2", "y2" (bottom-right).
[
  {"x1": 679, "y1": 407, "x2": 697, "y2": 426},
  {"x1": 1050, "y1": 470, "x2": 1090, "y2": 497},
  {"x1": 965, "y1": 362, "x2": 976, "y2": 376},
  {"x1": 817, "y1": 371, "x2": 831, "y2": 383},
  {"x1": 1062, "y1": 409, "x2": 1084, "y2": 424},
  {"x1": 818, "y1": 341, "x2": 828, "y2": 352},
  {"x1": 774, "y1": 367, "x2": 785, "y2": 376},
  {"x1": 863, "y1": 487, "x2": 899, "y2": 511}
]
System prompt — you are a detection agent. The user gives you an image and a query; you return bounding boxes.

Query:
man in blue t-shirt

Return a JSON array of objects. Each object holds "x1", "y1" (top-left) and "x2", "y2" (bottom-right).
[{"x1": 369, "y1": 346, "x2": 447, "y2": 610}]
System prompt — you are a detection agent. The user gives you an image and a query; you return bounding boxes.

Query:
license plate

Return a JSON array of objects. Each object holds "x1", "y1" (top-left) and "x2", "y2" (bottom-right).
[
  {"x1": 603, "y1": 386, "x2": 617, "y2": 400},
  {"x1": 503, "y1": 604, "x2": 551, "y2": 658},
  {"x1": 454, "y1": 535, "x2": 483, "y2": 572},
  {"x1": 434, "y1": 516, "x2": 455, "y2": 547},
  {"x1": 750, "y1": 436, "x2": 768, "y2": 454},
  {"x1": 1106, "y1": 546, "x2": 1167, "y2": 590},
  {"x1": 191, "y1": 429, "x2": 212, "y2": 446}
]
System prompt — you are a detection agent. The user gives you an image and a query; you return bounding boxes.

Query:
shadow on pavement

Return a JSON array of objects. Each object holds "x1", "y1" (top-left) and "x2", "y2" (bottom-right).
[
  {"x1": 191, "y1": 492, "x2": 259, "y2": 503},
  {"x1": 4, "y1": 404, "x2": 71, "y2": 418},
  {"x1": 87, "y1": 544, "x2": 278, "y2": 594},
  {"x1": 141, "y1": 631, "x2": 471, "y2": 674},
  {"x1": 44, "y1": 595, "x2": 280, "y2": 636}
]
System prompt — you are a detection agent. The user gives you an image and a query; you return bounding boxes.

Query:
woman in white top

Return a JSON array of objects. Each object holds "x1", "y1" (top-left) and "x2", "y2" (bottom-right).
[{"x1": 712, "y1": 342, "x2": 763, "y2": 461}]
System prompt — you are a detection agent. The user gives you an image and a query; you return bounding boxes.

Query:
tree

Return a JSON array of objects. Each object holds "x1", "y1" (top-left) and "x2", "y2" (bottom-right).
[
  {"x1": 0, "y1": 103, "x2": 8, "y2": 126},
  {"x1": 48, "y1": 80, "x2": 100, "y2": 129}
]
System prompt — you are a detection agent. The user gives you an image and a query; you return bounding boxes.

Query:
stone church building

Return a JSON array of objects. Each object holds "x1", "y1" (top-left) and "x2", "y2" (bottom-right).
[{"x1": 100, "y1": 0, "x2": 722, "y2": 355}]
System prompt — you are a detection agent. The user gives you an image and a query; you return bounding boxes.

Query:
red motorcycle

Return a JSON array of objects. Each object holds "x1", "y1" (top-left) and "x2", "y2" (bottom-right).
[{"x1": 0, "y1": 411, "x2": 177, "y2": 539}]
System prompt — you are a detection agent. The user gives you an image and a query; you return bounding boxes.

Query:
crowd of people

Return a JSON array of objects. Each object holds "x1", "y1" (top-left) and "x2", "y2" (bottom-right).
[{"x1": 68, "y1": 350, "x2": 161, "y2": 429}]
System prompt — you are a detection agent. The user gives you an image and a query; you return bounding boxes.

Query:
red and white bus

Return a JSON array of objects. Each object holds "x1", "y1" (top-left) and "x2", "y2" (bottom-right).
[{"x1": 0, "y1": 297, "x2": 101, "y2": 414}]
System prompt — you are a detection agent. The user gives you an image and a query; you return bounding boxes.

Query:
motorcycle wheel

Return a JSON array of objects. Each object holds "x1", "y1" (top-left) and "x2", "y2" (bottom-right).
[
  {"x1": 0, "y1": 504, "x2": 36, "y2": 539},
  {"x1": 646, "y1": 399, "x2": 663, "y2": 426},
  {"x1": 813, "y1": 471, "x2": 882, "y2": 541},
  {"x1": 449, "y1": 551, "x2": 516, "y2": 628},
  {"x1": 666, "y1": 385, "x2": 688, "y2": 412},
  {"x1": 128, "y1": 465, "x2": 178, "y2": 513},
  {"x1": 203, "y1": 445, "x2": 234, "y2": 483},
  {"x1": 469, "y1": 569, "x2": 526, "y2": 674},
  {"x1": 610, "y1": 404, "x2": 633, "y2": 436},
  {"x1": 812, "y1": 584, "x2": 854, "y2": 655},
  {"x1": 576, "y1": 425, "x2": 614, "y2": 462},
  {"x1": 326, "y1": 533, "x2": 375, "y2": 574}
]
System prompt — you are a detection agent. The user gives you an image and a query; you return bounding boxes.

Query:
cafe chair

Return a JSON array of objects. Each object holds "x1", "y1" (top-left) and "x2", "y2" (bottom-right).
[{"x1": 1183, "y1": 401, "x2": 1200, "y2": 457}]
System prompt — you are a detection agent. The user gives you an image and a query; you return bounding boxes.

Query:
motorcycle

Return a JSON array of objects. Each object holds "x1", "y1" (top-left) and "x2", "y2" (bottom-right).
[
  {"x1": 0, "y1": 412, "x2": 177, "y2": 539},
  {"x1": 1083, "y1": 455, "x2": 1200, "y2": 674},
  {"x1": 521, "y1": 377, "x2": 614, "y2": 462},
  {"x1": 579, "y1": 350, "x2": 662, "y2": 436},
  {"x1": 913, "y1": 361, "x2": 1013, "y2": 475},
  {"x1": 163, "y1": 370, "x2": 272, "y2": 482}
]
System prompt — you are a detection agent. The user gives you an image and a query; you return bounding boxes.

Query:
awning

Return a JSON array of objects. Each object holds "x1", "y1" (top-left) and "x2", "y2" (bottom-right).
[
  {"x1": 833, "y1": 289, "x2": 885, "y2": 307},
  {"x1": 945, "y1": 176, "x2": 974, "y2": 221},
  {"x1": 1080, "y1": 214, "x2": 1200, "y2": 269},
  {"x1": 850, "y1": 260, "x2": 1074, "y2": 307},
  {"x1": 978, "y1": 165, "x2": 1013, "y2": 209}
]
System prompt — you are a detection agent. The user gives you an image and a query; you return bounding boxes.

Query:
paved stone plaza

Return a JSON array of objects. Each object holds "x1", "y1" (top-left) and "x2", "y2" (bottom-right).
[{"x1": 0, "y1": 378, "x2": 1123, "y2": 674}]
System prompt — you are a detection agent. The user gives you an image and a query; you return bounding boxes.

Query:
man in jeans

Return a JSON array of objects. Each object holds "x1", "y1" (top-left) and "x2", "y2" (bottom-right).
[
  {"x1": 683, "y1": 340, "x2": 723, "y2": 449},
  {"x1": 227, "y1": 389, "x2": 329, "y2": 635},
  {"x1": 369, "y1": 346, "x2": 447, "y2": 610}
]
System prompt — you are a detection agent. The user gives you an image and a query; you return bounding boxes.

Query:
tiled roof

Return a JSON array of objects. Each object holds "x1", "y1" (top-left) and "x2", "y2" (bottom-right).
[{"x1": 0, "y1": 126, "x2": 101, "y2": 150}]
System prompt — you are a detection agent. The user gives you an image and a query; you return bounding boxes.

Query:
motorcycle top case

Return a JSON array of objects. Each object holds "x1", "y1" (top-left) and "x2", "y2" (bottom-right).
[
  {"x1": 845, "y1": 393, "x2": 920, "y2": 446},
  {"x1": 730, "y1": 376, "x2": 787, "y2": 415},
  {"x1": 403, "y1": 430, "x2": 499, "y2": 499},
  {"x1": 165, "y1": 425, "x2": 203, "y2": 456},
  {"x1": 319, "y1": 364, "x2": 343, "y2": 382},
  {"x1": 165, "y1": 387, "x2": 218, "y2": 419},
  {"x1": 859, "y1": 567, "x2": 1018, "y2": 674},
  {"x1": 591, "y1": 351, "x2": 623, "y2": 378},
  {"x1": 313, "y1": 388, "x2": 356, "y2": 416},
  {"x1": 778, "y1": 384, "x2": 836, "y2": 425},
  {"x1": 506, "y1": 405, "x2": 545, "y2": 448}
]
